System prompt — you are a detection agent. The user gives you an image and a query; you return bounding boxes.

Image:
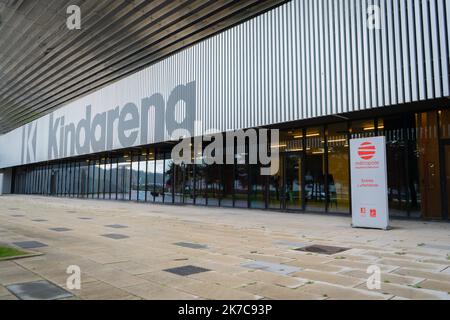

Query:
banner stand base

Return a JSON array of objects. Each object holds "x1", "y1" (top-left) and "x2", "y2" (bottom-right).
[{"x1": 351, "y1": 223, "x2": 390, "y2": 231}]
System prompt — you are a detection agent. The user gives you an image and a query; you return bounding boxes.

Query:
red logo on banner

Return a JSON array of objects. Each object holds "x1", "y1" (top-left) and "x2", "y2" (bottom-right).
[
  {"x1": 358, "y1": 141, "x2": 376, "y2": 160},
  {"x1": 370, "y1": 209, "x2": 377, "y2": 217},
  {"x1": 360, "y1": 207, "x2": 366, "y2": 217}
]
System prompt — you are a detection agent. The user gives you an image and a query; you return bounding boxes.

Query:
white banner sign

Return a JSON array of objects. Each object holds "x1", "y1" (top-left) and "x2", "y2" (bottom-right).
[{"x1": 350, "y1": 136, "x2": 389, "y2": 230}]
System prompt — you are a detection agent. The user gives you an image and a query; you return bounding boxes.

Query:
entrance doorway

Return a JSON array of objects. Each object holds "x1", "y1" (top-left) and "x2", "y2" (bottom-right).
[{"x1": 440, "y1": 140, "x2": 450, "y2": 220}]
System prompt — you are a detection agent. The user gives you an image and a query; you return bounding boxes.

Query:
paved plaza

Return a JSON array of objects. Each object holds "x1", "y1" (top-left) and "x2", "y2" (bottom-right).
[{"x1": 0, "y1": 195, "x2": 449, "y2": 300}]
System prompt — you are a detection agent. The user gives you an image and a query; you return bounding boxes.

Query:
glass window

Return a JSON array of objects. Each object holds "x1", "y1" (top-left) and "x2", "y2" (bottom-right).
[
  {"x1": 145, "y1": 150, "x2": 155, "y2": 202},
  {"x1": 404, "y1": 115, "x2": 421, "y2": 218},
  {"x1": 351, "y1": 119, "x2": 376, "y2": 138},
  {"x1": 250, "y1": 163, "x2": 266, "y2": 209},
  {"x1": 117, "y1": 154, "x2": 131, "y2": 200},
  {"x1": 195, "y1": 162, "x2": 207, "y2": 205},
  {"x1": 172, "y1": 163, "x2": 184, "y2": 204},
  {"x1": 285, "y1": 152, "x2": 303, "y2": 210},
  {"x1": 98, "y1": 158, "x2": 105, "y2": 199},
  {"x1": 79, "y1": 160, "x2": 88, "y2": 198},
  {"x1": 164, "y1": 153, "x2": 174, "y2": 204},
  {"x1": 184, "y1": 164, "x2": 195, "y2": 204},
  {"x1": 131, "y1": 154, "x2": 140, "y2": 201},
  {"x1": 206, "y1": 163, "x2": 222, "y2": 206},
  {"x1": 327, "y1": 123, "x2": 350, "y2": 213},
  {"x1": 235, "y1": 149, "x2": 249, "y2": 208},
  {"x1": 154, "y1": 152, "x2": 164, "y2": 203},
  {"x1": 379, "y1": 116, "x2": 408, "y2": 217},
  {"x1": 137, "y1": 152, "x2": 148, "y2": 202},
  {"x1": 439, "y1": 109, "x2": 450, "y2": 139},
  {"x1": 110, "y1": 157, "x2": 118, "y2": 199},
  {"x1": 222, "y1": 164, "x2": 234, "y2": 207},
  {"x1": 305, "y1": 127, "x2": 326, "y2": 212}
]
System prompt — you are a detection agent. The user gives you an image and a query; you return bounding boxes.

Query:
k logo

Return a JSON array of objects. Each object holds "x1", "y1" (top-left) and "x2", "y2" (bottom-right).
[{"x1": 21, "y1": 122, "x2": 37, "y2": 163}]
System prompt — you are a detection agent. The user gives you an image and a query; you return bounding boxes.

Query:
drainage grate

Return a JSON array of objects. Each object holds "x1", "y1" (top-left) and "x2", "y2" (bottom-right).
[
  {"x1": 241, "y1": 261, "x2": 299, "y2": 275},
  {"x1": 49, "y1": 228, "x2": 72, "y2": 232},
  {"x1": 32, "y1": 219, "x2": 47, "y2": 222},
  {"x1": 174, "y1": 242, "x2": 208, "y2": 249},
  {"x1": 7, "y1": 280, "x2": 73, "y2": 300},
  {"x1": 101, "y1": 233, "x2": 129, "y2": 240},
  {"x1": 295, "y1": 244, "x2": 349, "y2": 255},
  {"x1": 11, "y1": 214, "x2": 25, "y2": 217},
  {"x1": 105, "y1": 224, "x2": 128, "y2": 229},
  {"x1": 78, "y1": 217, "x2": 92, "y2": 220},
  {"x1": 164, "y1": 265, "x2": 210, "y2": 276},
  {"x1": 13, "y1": 241, "x2": 48, "y2": 249}
]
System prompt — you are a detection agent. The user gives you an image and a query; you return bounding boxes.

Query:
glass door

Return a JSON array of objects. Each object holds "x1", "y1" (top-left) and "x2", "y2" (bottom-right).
[{"x1": 284, "y1": 152, "x2": 303, "y2": 210}]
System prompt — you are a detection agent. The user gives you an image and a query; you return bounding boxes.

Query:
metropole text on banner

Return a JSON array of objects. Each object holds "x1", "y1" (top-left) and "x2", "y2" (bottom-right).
[{"x1": 350, "y1": 136, "x2": 389, "y2": 230}]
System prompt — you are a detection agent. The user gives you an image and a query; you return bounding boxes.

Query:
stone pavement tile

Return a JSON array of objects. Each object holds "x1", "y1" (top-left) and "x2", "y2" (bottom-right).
[
  {"x1": 392, "y1": 268, "x2": 450, "y2": 282},
  {"x1": 0, "y1": 261, "x2": 17, "y2": 270},
  {"x1": 0, "y1": 285, "x2": 9, "y2": 296},
  {"x1": 199, "y1": 253, "x2": 250, "y2": 265},
  {"x1": 354, "y1": 282, "x2": 450, "y2": 300},
  {"x1": 364, "y1": 250, "x2": 425, "y2": 260},
  {"x1": 85, "y1": 252, "x2": 130, "y2": 265},
  {"x1": 180, "y1": 281, "x2": 262, "y2": 300},
  {"x1": 419, "y1": 258, "x2": 450, "y2": 265},
  {"x1": 285, "y1": 261, "x2": 344, "y2": 273},
  {"x1": 325, "y1": 259, "x2": 398, "y2": 272},
  {"x1": 72, "y1": 281, "x2": 137, "y2": 300},
  {"x1": 282, "y1": 253, "x2": 333, "y2": 264},
  {"x1": 86, "y1": 269, "x2": 150, "y2": 288},
  {"x1": 292, "y1": 270, "x2": 364, "y2": 287},
  {"x1": 123, "y1": 282, "x2": 199, "y2": 300},
  {"x1": 137, "y1": 270, "x2": 203, "y2": 289},
  {"x1": 416, "y1": 279, "x2": 450, "y2": 293},
  {"x1": 390, "y1": 296, "x2": 409, "y2": 300},
  {"x1": 194, "y1": 260, "x2": 247, "y2": 274},
  {"x1": 241, "y1": 261, "x2": 299, "y2": 276},
  {"x1": 298, "y1": 282, "x2": 391, "y2": 300},
  {"x1": 239, "y1": 253, "x2": 295, "y2": 264},
  {"x1": 0, "y1": 293, "x2": 19, "y2": 300},
  {"x1": 188, "y1": 271, "x2": 253, "y2": 288},
  {"x1": 340, "y1": 269, "x2": 423, "y2": 286},
  {"x1": 107, "y1": 261, "x2": 156, "y2": 275},
  {"x1": 240, "y1": 282, "x2": 323, "y2": 300},
  {"x1": 404, "y1": 250, "x2": 446, "y2": 258},
  {"x1": 0, "y1": 265, "x2": 43, "y2": 286},
  {"x1": 376, "y1": 258, "x2": 446, "y2": 271},
  {"x1": 238, "y1": 270, "x2": 307, "y2": 289}
]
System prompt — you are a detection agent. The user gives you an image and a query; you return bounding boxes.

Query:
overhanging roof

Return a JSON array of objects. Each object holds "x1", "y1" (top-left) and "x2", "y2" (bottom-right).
[{"x1": 0, "y1": 0, "x2": 286, "y2": 134}]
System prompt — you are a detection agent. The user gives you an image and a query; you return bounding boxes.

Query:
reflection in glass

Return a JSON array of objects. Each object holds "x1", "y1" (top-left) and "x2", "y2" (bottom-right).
[
  {"x1": 117, "y1": 155, "x2": 131, "y2": 200},
  {"x1": 110, "y1": 157, "x2": 118, "y2": 199},
  {"x1": 305, "y1": 127, "x2": 326, "y2": 212},
  {"x1": 154, "y1": 154, "x2": 164, "y2": 203},
  {"x1": 164, "y1": 154, "x2": 174, "y2": 204},
  {"x1": 285, "y1": 152, "x2": 302, "y2": 210},
  {"x1": 145, "y1": 151, "x2": 155, "y2": 202},
  {"x1": 195, "y1": 162, "x2": 207, "y2": 205},
  {"x1": 131, "y1": 155, "x2": 139, "y2": 201},
  {"x1": 379, "y1": 116, "x2": 408, "y2": 217},
  {"x1": 327, "y1": 123, "x2": 349, "y2": 213},
  {"x1": 250, "y1": 164, "x2": 266, "y2": 209},
  {"x1": 206, "y1": 164, "x2": 222, "y2": 206}
]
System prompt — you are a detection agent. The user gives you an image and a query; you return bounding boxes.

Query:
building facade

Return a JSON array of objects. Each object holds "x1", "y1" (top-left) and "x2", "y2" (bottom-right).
[{"x1": 1, "y1": 0, "x2": 450, "y2": 220}]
